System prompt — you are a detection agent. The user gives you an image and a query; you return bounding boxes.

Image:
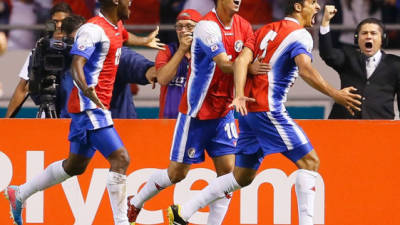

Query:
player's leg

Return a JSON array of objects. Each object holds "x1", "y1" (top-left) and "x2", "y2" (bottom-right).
[
  {"x1": 128, "y1": 113, "x2": 206, "y2": 223},
  {"x1": 277, "y1": 112, "x2": 319, "y2": 225},
  {"x1": 291, "y1": 150, "x2": 320, "y2": 225},
  {"x1": 205, "y1": 111, "x2": 237, "y2": 225},
  {"x1": 174, "y1": 114, "x2": 262, "y2": 224},
  {"x1": 90, "y1": 126, "x2": 130, "y2": 225},
  {"x1": 4, "y1": 129, "x2": 94, "y2": 225},
  {"x1": 207, "y1": 154, "x2": 235, "y2": 225}
]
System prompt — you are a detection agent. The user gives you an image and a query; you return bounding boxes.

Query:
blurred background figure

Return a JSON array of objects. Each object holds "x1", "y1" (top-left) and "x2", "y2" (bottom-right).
[{"x1": 7, "y1": 0, "x2": 36, "y2": 50}]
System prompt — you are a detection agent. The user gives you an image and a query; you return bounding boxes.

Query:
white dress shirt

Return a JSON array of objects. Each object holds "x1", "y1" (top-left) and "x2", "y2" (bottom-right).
[{"x1": 365, "y1": 50, "x2": 382, "y2": 79}]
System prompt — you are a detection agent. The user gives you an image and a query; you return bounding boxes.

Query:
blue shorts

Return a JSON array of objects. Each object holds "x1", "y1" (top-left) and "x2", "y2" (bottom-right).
[
  {"x1": 170, "y1": 111, "x2": 237, "y2": 164},
  {"x1": 235, "y1": 111, "x2": 313, "y2": 170},
  {"x1": 68, "y1": 109, "x2": 124, "y2": 158}
]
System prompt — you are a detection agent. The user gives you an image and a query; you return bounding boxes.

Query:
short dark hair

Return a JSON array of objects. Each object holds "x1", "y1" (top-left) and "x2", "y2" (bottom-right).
[
  {"x1": 356, "y1": 17, "x2": 385, "y2": 35},
  {"x1": 285, "y1": 0, "x2": 305, "y2": 15},
  {"x1": 61, "y1": 14, "x2": 86, "y2": 36},
  {"x1": 98, "y1": 0, "x2": 114, "y2": 7},
  {"x1": 50, "y1": 2, "x2": 73, "y2": 17}
]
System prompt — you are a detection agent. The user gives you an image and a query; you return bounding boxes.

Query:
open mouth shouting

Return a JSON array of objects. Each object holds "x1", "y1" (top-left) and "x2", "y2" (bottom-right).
[
  {"x1": 233, "y1": 0, "x2": 240, "y2": 6},
  {"x1": 311, "y1": 13, "x2": 317, "y2": 25},
  {"x1": 364, "y1": 41, "x2": 374, "y2": 54}
]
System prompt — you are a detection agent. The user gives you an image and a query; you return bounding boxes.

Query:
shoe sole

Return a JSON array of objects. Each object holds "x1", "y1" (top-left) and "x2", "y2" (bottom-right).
[
  {"x1": 3, "y1": 189, "x2": 20, "y2": 225},
  {"x1": 166, "y1": 206, "x2": 174, "y2": 225}
]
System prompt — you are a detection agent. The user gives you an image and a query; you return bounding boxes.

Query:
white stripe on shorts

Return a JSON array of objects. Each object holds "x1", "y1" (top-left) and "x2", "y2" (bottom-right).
[
  {"x1": 170, "y1": 113, "x2": 191, "y2": 162},
  {"x1": 87, "y1": 110, "x2": 100, "y2": 129},
  {"x1": 266, "y1": 111, "x2": 294, "y2": 150},
  {"x1": 282, "y1": 112, "x2": 308, "y2": 145}
]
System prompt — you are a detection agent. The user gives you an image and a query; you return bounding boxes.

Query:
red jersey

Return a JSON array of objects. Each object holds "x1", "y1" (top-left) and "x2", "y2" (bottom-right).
[
  {"x1": 245, "y1": 18, "x2": 314, "y2": 112},
  {"x1": 68, "y1": 14, "x2": 128, "y2": 113},
  {"x1": 179, "y1": 9, "x2": 254, "y2": 120}
]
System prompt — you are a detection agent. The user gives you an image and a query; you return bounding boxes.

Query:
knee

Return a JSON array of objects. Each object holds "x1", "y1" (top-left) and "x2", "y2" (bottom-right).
[
  {"x1": 64, "y1": 164, "x2": 87, "y2": 176},
  {"x1": 302, "y1": 154, "x2": 320, "y2": 171},
  {"x1": 109, "y1": 149, "x2": 130, "y2": 171},
  {"x1": 168, "y1": 170, "x2": 187, "y2": 184}
]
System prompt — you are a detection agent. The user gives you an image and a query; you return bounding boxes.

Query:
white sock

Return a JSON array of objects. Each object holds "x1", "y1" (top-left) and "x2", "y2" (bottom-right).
[
  {"x1": 181, "y1": 172, "x2": 241, "y2": 222},
  {"x1": 18, "y1": 160, "x2": 70, "y2": 202},
  {"x1": 130, "y1": 169, "x2": 172, "y2": 208},
  {"x1": 107, "y1": 171, "x2": 129, "y2": 225},
  {"x1": 295, "y1": 169, "x2": 318, "y2": 225},
  {"x1": 207, "y1": 192, "x2": 232, "y2": 225}
]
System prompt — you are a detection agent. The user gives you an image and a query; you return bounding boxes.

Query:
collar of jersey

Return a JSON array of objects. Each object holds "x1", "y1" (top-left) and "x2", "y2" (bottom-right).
[
  {"x1": 284, "y1": 17, "x2": 300, "y2": 25},
  {"x1": 212, "y1": 8, "x2": 232, "y2": 30},
  {"x1": 98, "y1": 12, "x2": 119, "y2": 30}
]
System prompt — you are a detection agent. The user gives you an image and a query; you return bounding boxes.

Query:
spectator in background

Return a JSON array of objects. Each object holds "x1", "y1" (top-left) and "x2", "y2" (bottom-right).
[
  {"x1": 0, "y1": 0, "x2": 10, "y2": 55},
  {"x1": 0, "y1": 0, "x2": 11, "y2": 24},
  {"x1": 7, "y1": 0, "x2": 37, "y2": 50},
  {"x1": 319, "y1": 5, "x2": 400, "y2": 119},
  {"x1": 156, "y1": 9, "x2": 202, "y2": 119},
  {"x1": 183, "y1": 0, "x2": 214, "y2": 15}
]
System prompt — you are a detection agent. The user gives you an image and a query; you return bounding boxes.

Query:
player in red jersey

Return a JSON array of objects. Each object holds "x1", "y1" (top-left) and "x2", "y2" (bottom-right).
[
  {"x1": 166, "y1": 1, "x2": 361, "y2": 225},
  {"x1": 4, "y1": 1, "x2": 164, "y2": 225},
  {"x1": 127, "y1": 1, "x2": 269, "y2": 225}
]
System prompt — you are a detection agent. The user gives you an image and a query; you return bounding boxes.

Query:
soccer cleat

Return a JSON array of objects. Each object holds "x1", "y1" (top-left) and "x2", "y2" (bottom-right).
[
  {"x1": 127, "y1": 195, "x2": 141, "y2": 225},
  {"x1": 4, "y1": 186, "x2": 24, "y2": 225},
  {"x1": 167, "y1": 204, "x2": 187, "y2": 225}
]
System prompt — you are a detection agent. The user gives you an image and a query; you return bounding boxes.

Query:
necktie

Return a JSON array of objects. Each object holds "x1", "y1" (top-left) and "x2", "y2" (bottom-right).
[{"x1": 366, "y1": 57, "x2": 374, "y2": 79}]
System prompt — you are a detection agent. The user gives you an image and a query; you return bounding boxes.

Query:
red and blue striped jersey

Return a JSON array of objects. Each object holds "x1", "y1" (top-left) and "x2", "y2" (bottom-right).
[
  {"x1": 179, "y1": 9, "x2": 254, "y2": 120},
  {"x1": 68, "y1": 14, "x2": 128, "y2": 113},
  {"x1": 245, "y1": 17, "x2": 314, "y2": 112}
]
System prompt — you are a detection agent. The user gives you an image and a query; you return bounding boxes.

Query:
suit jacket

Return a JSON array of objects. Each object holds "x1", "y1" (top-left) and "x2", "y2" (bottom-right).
[{"x1": 319, "y1": 31, "x2": 400, "y2": 119}]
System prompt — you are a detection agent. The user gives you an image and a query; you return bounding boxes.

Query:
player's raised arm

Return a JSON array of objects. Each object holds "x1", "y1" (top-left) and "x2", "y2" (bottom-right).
[
  {"x1": 295, "y1": 53, "x2": 361, "y2": 115},
  {"x1": 126, "y1": 27, "x2": 166, "y2": 50},
  {"x1": 229, "y1": 47, "x2": 255, "y2": 115}
]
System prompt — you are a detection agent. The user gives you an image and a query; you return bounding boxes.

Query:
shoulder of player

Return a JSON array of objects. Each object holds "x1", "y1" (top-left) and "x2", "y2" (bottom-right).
[
  {"x1": 77, "y1": 22, "x2": 104, "y2": 34},
  {"x1": 195, "y1": 20, "x2": 221, "y2": 35}
]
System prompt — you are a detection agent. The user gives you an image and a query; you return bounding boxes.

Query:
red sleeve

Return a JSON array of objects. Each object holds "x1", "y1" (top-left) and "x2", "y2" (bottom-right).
[
  {"x1": 155, "y1": 47, "x2": 172, "y2": 70},
  {"x1": 243, "y1": 21, "x2": 256, "y2": 53},
  {"x1": 122, "y1": 27, "x2": 129, "y2": 42}
]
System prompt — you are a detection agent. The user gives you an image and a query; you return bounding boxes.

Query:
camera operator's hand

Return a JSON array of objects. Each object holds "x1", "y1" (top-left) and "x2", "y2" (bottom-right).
[{"x1": 83, "y1": 86, "x2": 106, "y2": 110}]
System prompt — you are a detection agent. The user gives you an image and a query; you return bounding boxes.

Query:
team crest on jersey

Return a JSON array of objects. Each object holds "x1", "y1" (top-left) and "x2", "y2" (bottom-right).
[
  {"x1": 211, "y1": 44, "x2": 219, "y2": 52},
  {"x1": 187, "y1": 148, "x2": 196, "y2": 158},
  {"x1": 234, "y1": 40, "x2": 243, "y2": 52},
  {"x1": 78, "y1": 45, "x2": 86, "y2": 51}
]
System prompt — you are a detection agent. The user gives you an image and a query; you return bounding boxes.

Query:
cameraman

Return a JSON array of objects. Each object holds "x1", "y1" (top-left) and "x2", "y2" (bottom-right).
[{"x1": 5, "y1": 2, "x2": 72, "y2": 118}]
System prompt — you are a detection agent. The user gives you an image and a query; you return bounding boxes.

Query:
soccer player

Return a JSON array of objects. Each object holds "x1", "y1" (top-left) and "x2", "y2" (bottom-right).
[
  {"x1": 127, "y1": 0, "x2": 269, "y2": 225},
  {"x1": 166, "y1": 1, "x2": 362, "y2": 225},
  {"x1": 4, "y1": 0, "x2": 164, "y2": 225}
]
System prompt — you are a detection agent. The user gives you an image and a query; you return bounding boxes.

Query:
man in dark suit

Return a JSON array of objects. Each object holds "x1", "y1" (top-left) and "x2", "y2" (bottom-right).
[{"x1": 319, "y1": 5, "x2": 400, "y2": 119}]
